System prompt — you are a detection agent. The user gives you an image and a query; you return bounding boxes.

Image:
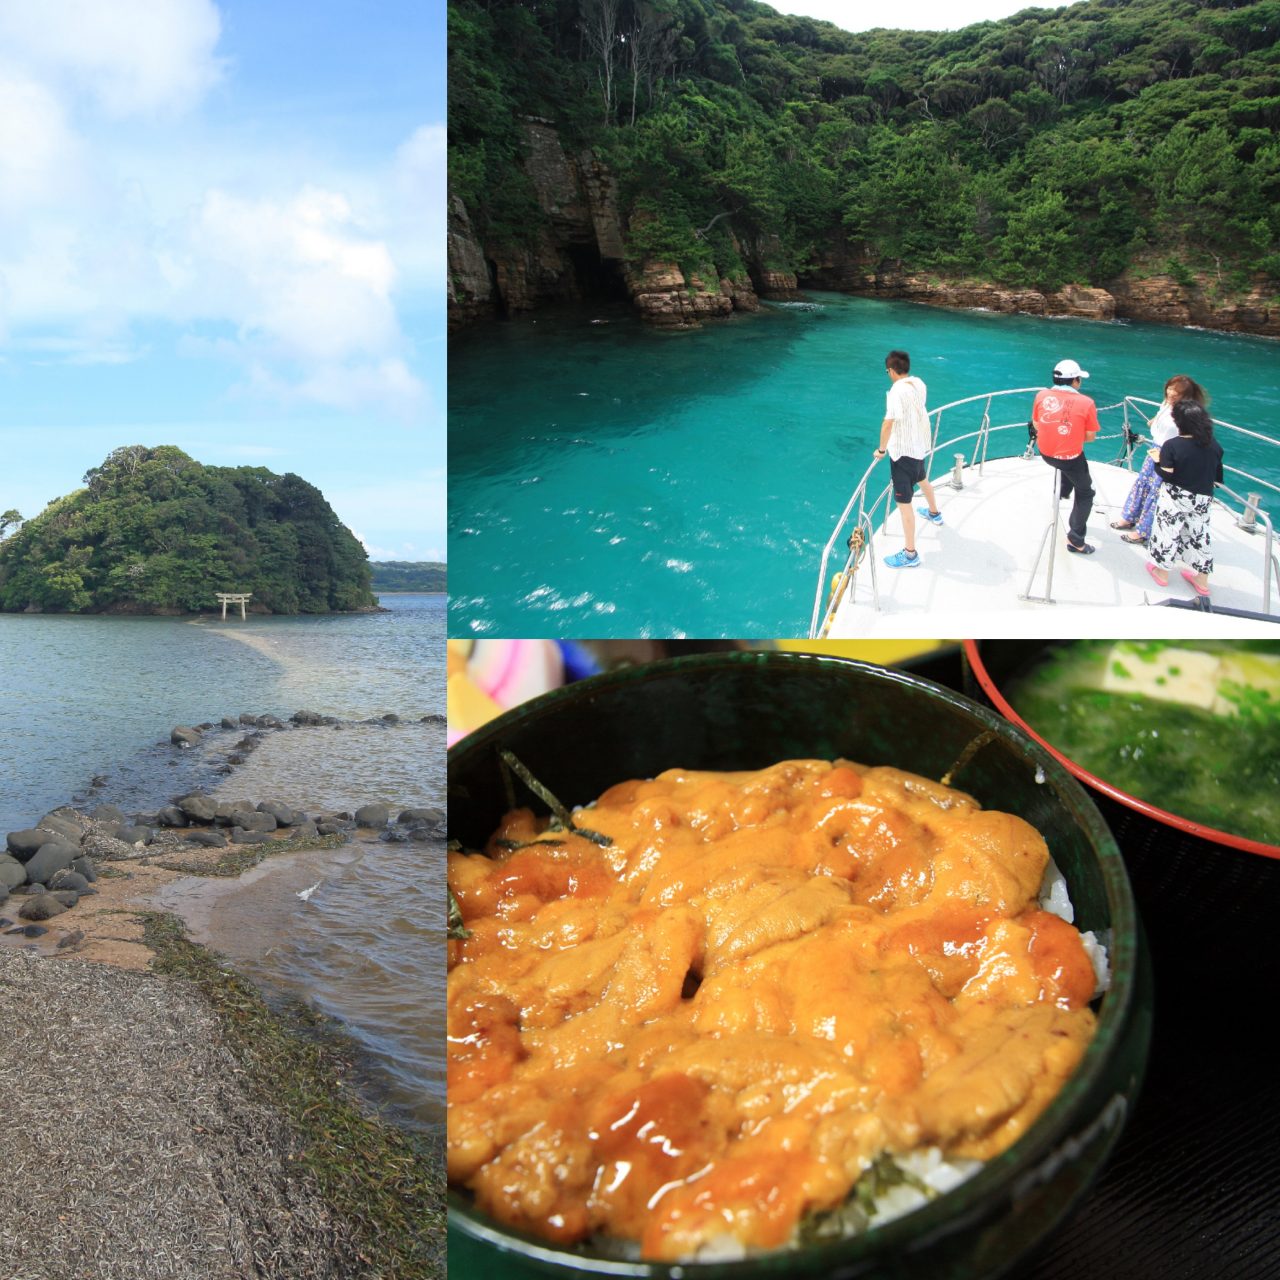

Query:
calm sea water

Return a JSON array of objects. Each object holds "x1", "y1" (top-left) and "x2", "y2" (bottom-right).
[
  {"x1": 450, "y1": 294, "x2": 1280, "y2": 636},
  {"x1": 0, "y1": 593, "x2": 444, "y2": 1130}
]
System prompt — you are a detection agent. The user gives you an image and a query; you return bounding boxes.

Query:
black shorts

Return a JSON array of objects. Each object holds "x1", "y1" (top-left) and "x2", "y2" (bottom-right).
[{"x1": 890, "y1": 454, "x2": 926, "y2": 504}]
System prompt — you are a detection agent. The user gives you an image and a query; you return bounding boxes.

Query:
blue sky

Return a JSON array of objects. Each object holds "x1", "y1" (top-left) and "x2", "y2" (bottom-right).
[{"x1": 0, "y1": 0, "x2": 445, "y2": 561}]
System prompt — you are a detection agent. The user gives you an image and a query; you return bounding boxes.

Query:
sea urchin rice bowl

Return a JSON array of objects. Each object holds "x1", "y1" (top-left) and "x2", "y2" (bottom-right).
[{"x1": 448, "y1": 757, "x2": 1109, "y2": 1263}]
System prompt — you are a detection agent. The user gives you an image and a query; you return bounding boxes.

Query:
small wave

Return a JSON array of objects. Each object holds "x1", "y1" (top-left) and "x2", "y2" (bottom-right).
[
  {"x1": 665, "y1": 559, "x2": 694, "y2": 573},
  {"x1": 767, "y1": 301, "x2": 824, "y2": 312}
]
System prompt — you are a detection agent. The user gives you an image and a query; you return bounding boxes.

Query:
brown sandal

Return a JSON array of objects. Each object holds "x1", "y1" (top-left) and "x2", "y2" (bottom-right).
[
  {"x1": 1110, "y1": 519, "x2": 1135, "y2": 530},
  {"x1": 1120, "y1": 531, "x2": 1146, "y2": 544}
]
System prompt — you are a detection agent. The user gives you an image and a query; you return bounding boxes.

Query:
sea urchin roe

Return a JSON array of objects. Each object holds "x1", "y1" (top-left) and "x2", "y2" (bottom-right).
[{"x1": 447, "y1": 760, "x2": 1099, "y2": 1260}]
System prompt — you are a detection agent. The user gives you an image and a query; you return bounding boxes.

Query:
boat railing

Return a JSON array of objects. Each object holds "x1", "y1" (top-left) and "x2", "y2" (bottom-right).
[{"x1": 809, "y1": 389, "x2": 1280, "y2": 638}]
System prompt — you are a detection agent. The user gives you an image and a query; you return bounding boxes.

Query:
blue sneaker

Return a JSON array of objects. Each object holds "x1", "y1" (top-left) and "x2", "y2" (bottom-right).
[
  {"x1": 917, "y1": 506, "x2": 943, "y2": 524},
  {"x1": 885, "y1": 549, "x2": 921, "y2": 568}
]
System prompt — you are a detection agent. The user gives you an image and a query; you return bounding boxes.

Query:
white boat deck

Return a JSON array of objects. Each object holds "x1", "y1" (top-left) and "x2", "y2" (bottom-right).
[{"x1": 825, "y1": 454, "x2": 1278, "y2": 639}]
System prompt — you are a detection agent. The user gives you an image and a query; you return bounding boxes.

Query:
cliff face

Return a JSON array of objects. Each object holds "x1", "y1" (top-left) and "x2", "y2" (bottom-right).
[
  {"x1": 452, "y1": 123, "x2": 1280, "y2": 338},
  {"x1": 449, "y1": 120, "x2": 776, "y2": 331}
]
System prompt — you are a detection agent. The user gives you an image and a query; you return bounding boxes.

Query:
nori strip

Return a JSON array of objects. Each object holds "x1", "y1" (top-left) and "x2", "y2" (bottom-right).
[
  {"x1": 798, "y1": 1154, "x2": 936, "y2": 1247},
  {"x1": 498, "y1": 749, "x2": 613, "y2": 847},
  {"x1": 448, "y1": 887, "x2": 471, "y2": 941}
]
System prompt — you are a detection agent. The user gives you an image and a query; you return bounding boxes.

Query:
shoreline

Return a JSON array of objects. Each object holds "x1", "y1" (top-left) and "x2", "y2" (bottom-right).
[{"x1": 1, "y1": 716, "x2": 445, "y2": 1277}]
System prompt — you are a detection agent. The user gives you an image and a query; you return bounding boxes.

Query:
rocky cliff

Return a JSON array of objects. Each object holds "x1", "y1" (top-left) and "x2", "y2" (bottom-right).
[
  {"x1": 452, "y1": 122, "x2": 1280, "y2": 339},
  {"x1": 448, "y1": 119, "x2": 789, "y2": 331}
]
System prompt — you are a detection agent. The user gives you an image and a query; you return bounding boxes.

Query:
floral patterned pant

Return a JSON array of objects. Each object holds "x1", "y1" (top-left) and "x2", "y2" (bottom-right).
[
  {"x1": 1149, "y1": 483, "x2": 1213, "y2": 575},
  {"x1": 1120, "y1": 455, "x2": 1163, "y2": 538}
]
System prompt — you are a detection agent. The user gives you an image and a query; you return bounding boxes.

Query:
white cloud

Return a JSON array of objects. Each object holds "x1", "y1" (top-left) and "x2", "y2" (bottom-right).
[
  {"x1": 387, "y1": 123, "x2": 445, "y2": 291},
  {"x1": 0, "y1": 0, "x2": 223, "y2": 115},
  {"x1": 189, "y1": 186, "x2": 400, "y2": 362},
  {"x1": 0, "y1": 14, "x2": 429, "y2": 416},
  {"x1": 0, "y1": 73, "x2": 86, "y2": 216}
]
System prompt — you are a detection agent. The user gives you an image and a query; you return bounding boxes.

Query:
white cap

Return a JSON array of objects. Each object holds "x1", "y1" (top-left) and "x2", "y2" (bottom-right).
[{"x1": 1053, "y1": 358, "x2": 1090, "y2": 380}]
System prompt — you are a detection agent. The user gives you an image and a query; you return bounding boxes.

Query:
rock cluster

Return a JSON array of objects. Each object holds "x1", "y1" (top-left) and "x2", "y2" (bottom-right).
[{"x1": 0, "y1": 808, "x2": 101, "y2": 936}]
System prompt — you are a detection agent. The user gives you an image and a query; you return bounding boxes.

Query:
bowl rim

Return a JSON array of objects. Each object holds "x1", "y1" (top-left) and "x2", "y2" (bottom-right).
[
  {"x1": 448, "y1": 650, "x2": 1147, "y2": 1276},
  {"x1": 963, "y1": 639, "x2": 1280, "y2": 863}
]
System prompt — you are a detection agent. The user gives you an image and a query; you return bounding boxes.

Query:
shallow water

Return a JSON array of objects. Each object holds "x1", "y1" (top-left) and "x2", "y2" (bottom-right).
[
  {"x1": 450, "y1": 295, "x2": 1280, "y2": 636},
  {"x1": 0, "y1": 594, "x2": 444, "y2": 1130}
]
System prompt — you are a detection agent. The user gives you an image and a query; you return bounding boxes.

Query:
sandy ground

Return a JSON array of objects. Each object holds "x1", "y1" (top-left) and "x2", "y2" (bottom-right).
[{"x1": 0, "y1": 841, "x2": 386, "y2": 1280}]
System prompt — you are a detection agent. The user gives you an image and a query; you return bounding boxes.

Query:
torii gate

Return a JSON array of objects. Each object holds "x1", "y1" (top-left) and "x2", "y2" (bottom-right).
[{"x1": 215, "y1": 592, "x2": 252, "y2": 620}]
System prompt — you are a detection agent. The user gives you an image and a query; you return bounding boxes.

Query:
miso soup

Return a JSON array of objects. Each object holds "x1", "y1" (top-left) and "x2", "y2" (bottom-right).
[{"x1": 1008, "y1": 640, "x2": 1280, "y2": 847}]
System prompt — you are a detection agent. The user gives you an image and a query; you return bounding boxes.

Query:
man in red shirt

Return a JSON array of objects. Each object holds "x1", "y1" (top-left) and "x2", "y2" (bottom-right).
[{"x1": 1033, "y1": 358, "x2": 1100, "y2": 554}]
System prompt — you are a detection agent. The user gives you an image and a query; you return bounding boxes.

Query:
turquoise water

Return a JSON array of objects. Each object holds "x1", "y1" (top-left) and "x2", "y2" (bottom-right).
[
  {"x1": 449, "y1": 294, "x2": 1280, "y2": 636},
  {"x1": 0, "y1": 593, "x2": 444, "y2": 1129}
]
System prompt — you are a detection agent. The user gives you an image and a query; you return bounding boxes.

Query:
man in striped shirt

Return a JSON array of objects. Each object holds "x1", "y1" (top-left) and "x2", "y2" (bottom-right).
[{"x1": 874, "y1": 349, "x2": 942, "y2": 569}]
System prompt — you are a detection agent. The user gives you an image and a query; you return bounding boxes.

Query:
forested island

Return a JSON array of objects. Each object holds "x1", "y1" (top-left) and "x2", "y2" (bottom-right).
[
  {"x1": 370, "y1": 561, "x2": 448, "y2": 592},
  {"x1": 0, "y1": 446, "x2": 376, "y2": 614},
  {"x1": 449, "y1": 0, "x2": 1280, "y2": 334}
]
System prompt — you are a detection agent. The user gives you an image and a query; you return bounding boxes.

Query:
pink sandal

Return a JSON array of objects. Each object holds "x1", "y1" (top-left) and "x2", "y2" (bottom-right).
[
  {"x1": 1180, "y1": 568, "x2": 1210, "y2": 597},
  {"x1": 1145, "y1": 561, "x2": 1169, "y2": 588}
]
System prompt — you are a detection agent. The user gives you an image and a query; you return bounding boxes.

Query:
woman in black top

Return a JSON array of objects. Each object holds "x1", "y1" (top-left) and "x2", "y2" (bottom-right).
[{"x1": 1145, "y1": 400, "x2": 1224, "y2": 596}]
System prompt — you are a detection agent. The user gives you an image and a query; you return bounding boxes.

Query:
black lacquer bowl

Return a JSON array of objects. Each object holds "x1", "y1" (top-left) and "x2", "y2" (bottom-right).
[{"x1": 447, "y1": 652, "x2": 1152, "y2": 1280}]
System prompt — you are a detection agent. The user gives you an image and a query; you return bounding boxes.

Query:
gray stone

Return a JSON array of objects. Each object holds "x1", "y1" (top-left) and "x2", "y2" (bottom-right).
[
  {"x1": 291, "y1": 709, "x2": 325, "y2": 725},
  {"x1": 316, "y1": 821, "x2": 351, "y2": 837},
  {"x1": 71, "y1": 856, "x2": 98, "y2": 883},
  {"x1": 49, "y1": 890, "x2": 80, "y2": 907},
  {"x1": 24, "y1": 843, "x2": 79, "y2": 885},
  {"x1": 220, "y1": 716, "x2": 239, "y2": 729},
  {"x1": 178, "y1": 793, "x2": 219, "y2": 822},
  {"x1": 292, "y1": 820, "x2": 319, "y2": 840},
  {"x1": 58, "y1": 929, "x2": 85, "y2": 950},
  {"x1": 231, "y1": 810, "x2": 276, "y2": 833},
  {"x1": 354, "y1": 803, "x2": 391, "y2": 829},
  {"x1": 0, "y1": 854, "x2": 27, "y2": 890},
  {"x1": 116, "y1": 825, "x2": 154, "y2": 845},
  {"x1": 49, "y1": 870, "x2": 90, "y2": 893},
  {"x1": 398, "y1": 807, "x2": 444, "y2": 826},
  {"x1": 380, "y1": 712, "x2": 400, "y2": 724},
  {"x1": 183, "y1": 830, "x2": 228, "y2": 848},
  {"x1": 6, "y1": 829, "x2": 53, "y2": 860},
  {"x1": 19, "y1": 894, "x2": 67, "y2": 921},
  {"x1": 89, "y1": 803, "x2": 125, "y2": 822},
  {"x1": 156, "y1": 806, "x2": 188, "y2": 828},
  {"x1": 230, "y1": 829, "x2": 273, "y2": 845},
  {"x1": 171, "y1": 725, "x2": 202, "y2": 748},
  {"x1": 38, "y1": 813, "x2": 86, "y2": 843},
  {"x1": 238, "y1": 713, "x2": 259, "y2": 725},
  {"x1": 259, "y1": 714, "x2": 285, "y2": 729},
  {"x1": 256, "y1": 801, "x2": 299, "y2": 826}
]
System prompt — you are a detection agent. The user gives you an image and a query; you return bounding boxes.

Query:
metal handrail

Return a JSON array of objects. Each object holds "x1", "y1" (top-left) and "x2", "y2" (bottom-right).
[
  {"x1": 1214, "y1": 481, "x2": 1277, "y2": 616},
  {"x1": 809, "y1": 388, "x2": 1280, "y2": 636}
]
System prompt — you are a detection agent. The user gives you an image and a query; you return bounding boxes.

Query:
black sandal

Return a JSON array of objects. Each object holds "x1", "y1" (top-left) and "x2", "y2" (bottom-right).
[
  {"x1": 1109, "y1": 520, "x2": 1134, "y2": 530},
  {"x1": 1066, "y1": 540, "x2": 1096, "y2": 554}
]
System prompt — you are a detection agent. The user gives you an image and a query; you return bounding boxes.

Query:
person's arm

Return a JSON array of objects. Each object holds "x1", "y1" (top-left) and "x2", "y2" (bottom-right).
[
  {"x1": 874, "y1": 417, "x2": 893, "y2": 458},
  {"x1": 1157, "y1": 439, "x2": 1176, "y2": 477},
  {"x1": 1084, "y1": 400, "x2": 1101, "y2": 443}
]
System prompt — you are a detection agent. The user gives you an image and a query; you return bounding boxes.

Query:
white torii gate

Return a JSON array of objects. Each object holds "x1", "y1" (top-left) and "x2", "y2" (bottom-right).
[{"x1": 215, "y1": 592, "x2": 252, "y2": 620}]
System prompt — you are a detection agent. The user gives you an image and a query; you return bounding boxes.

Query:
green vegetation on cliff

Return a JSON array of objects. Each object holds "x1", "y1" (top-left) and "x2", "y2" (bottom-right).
[
  {"x1": 450, "y1": 0, "x2": 1280, "y2": 293},
  {"x1": 369, "y1": 561, "x2": 447, "y2": 593},
  {"x1": 0, "y1": 445, "x2": 375, "y2": 614}
]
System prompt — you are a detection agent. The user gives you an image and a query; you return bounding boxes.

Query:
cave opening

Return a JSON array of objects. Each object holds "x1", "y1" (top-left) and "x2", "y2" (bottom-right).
[
  {"x1": 485, "y1": 259, "x2": 508, "y2": 319},
  {"x1": 567, "y1": 244, "x2": 628, "y2": 302}
]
